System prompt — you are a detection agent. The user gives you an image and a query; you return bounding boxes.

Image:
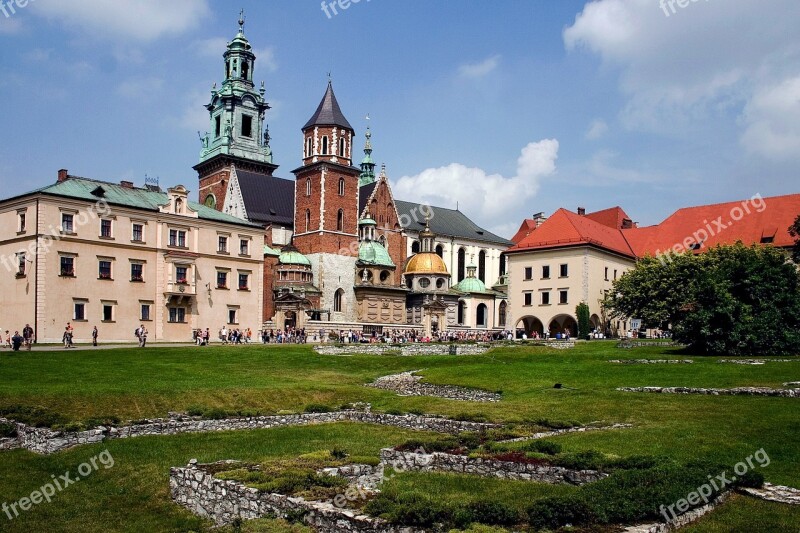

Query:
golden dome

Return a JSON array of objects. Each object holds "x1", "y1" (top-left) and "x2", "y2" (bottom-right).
[{"x1": 404, "y1": 252, "x2": 449, "y2": 275}]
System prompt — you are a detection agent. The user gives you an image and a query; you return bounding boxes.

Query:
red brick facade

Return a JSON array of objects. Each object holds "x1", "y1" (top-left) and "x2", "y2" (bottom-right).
[
  {"x1": 363, "y1": 179, "x2": 407, "y2": 277},
  {"x1": 262, "y1": 251, "x2": 279, "y2": 321},
  {"x1": 198, "y1": 167, "x2": 230, "y2": 209}
]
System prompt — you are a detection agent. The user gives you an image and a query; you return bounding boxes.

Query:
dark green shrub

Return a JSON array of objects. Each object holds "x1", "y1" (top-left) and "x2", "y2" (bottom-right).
[
  {"x1": 203, "y1": 408, "x2": 229, "y2": 420},
  {"x1": 0, "y1": 405, "x2": 68, "y2": 428},
  {"x1": 0, "y1": 422, "x2": 17, "y2": 438},
  {"x1": 468, "y1": 501, "x2": 520, "y2": 526},
  {"x1": 552, "y1": 450, "x2": 607, "y2": 471},
  {"x1": 453, "y1": 412, "x2": 488, "y2": 423},
  {"x1": 83, "y1": 415, "x2": 120, "y2": 428},
  {"x1": 407, "y1": 408, "x2": 424, "y2": 416},
  {"x1": 522, "y1": 440, "x2": 562, "y2": 455},
  {"x1": 737, "y1": 470, "x2": 765, "y2": 488},
  {"x1": 366, "y1": 491, "x2": 447, "y2": 528},
  {"x1": 384, "y1": 408, "x2": 404, "y2": 416},
  {"x1": 527, "y1": 495, "x2": 597, "y2": 530},
  {"x1": 304, "y1": 404, "x2": 332, "y2": 413},
  {"x1": 606, "y1": 454, "x2": 671, "y2": 471},
  {"x1": 186, "y1": 406, "x2": 204, "y2": 416},
  {"x1": 330, "y1": 446, "x2": 348, "y2": 460}
]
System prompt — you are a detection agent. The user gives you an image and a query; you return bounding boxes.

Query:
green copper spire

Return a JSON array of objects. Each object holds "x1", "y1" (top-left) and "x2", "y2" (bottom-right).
[
  {"x1": 197, "y1": 10, "x2": 273, "y2": 166},
  {"x1": 359, "y1": 124, "x2": 376, "y2": 186}
]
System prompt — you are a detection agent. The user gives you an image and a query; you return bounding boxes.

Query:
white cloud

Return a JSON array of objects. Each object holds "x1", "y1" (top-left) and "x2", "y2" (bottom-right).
[
  {"x1": 254, "y1": 47, "x2": 278, "y2": 73},
  {"x1": 564, "y1": 0, "x2": 800, "y2": 159},
  {"x1": 179, "y1": 86, "x2": 212, "y2": 133},
  {"x1": 741, "y1": 76, "x2": 800, "y2": 159},
  {"x1": 32, "y1": 0, "x2": 210, "y2": 41},
  {"x1": 458, "y1": 55, "x2": 501, "y2": 78},
  {"x1": 583, "y1": 150, "x2": 659, "y2": 185},
  {"x1": 585, "y1": 119, "x2": 608, "y2": 140},
  {"x1": 194, "y1": 37, "x2": 229, "y2": 58},
  {"x1": 392, "y1": 140, "x2": 559, "y2": 235},
  {"x1": 0, "y1": 16, "x2": 22, "y2": 34}
]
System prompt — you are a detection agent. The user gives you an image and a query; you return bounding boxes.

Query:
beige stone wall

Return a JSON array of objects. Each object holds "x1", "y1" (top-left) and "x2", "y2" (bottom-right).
[
  {"x1": 507, "y1": 246, "x2": 634, "y2": 334},
  {"x1": 0, "y1": 194, "x2": 263, "y2": 343}
]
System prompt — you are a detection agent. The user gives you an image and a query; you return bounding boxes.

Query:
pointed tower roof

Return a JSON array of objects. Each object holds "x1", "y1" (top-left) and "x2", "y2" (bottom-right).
[{"x1": 303, "y1": 81, "x2": 353, "y2": 131}]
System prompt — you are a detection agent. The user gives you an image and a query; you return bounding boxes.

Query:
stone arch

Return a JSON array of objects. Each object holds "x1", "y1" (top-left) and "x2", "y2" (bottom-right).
[
  {"x1": 476, "y1": 303, "x2": 488, "y2": 328},
  {"x1": 590, "y1": 314, "x2": 601, "y2": 330},
  {"x1": 549, "y1": 314, "x2": 578, "y2": 337},
  {"x1": 515, "y1": 316, "x2": 544, "y2": 337}
]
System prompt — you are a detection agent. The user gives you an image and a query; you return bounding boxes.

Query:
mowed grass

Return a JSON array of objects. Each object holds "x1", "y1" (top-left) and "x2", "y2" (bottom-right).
[{"x1": 0, "y1": 341, "x2": 799, "y2": 531}]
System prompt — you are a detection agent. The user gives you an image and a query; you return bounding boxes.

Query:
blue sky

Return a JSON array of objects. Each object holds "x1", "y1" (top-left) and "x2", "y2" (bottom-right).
[{"x1": 0, "y1": 0, "x2": 798, "y2": 238}]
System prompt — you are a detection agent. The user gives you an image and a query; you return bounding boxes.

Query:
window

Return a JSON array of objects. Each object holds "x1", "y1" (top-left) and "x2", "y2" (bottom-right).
[
  {"x1": 604, "y1": 267, "x2": 609, "y2": 281},
  {"x1": 204, "y1": 195, "x2": 216, "y2": 209},
  {"x1": 338, "y1": 137, "x2": 345, "y2": 157},
  {"x1": 102, "y1": 304, "x2": 115, "y2": 322},
  {"x1": 60, "y1": 256, "x2": 75, "y2": 277},
  {"x1": 457, "y1": 248, "x2": 466, "y2": 281},
  {"x1": 228, "y1": 308, "x2": 238, "y2": 324},
  {"x1": 238, "y1": 272, "x2": 249, "y2": 290},
  {"x1": 542, "y1": 265, "x2": 550, "y2": 279},
  {"x1": 169, "y1": 229, "x2": 187, "y2": 247},
  {"x1": 411, "y1": 241, "x2": 420, "y2": 254},
  {"x1": 560, "y1": 264, "x2": 569, "y2": 278},
  {"x1": 217, "y1": 271, "x2": 228, "y2": 289},
  {"x1": 477, "y1": 304, "x2": 487, "y2": 327},
  {"x1": 98, "y1": 260, "x2": 112, "y2": 280},
  {"x1": 74, "y1": 302, "x2": 86, "y2": 321},
  {"x1": 435, "y1": 244, "x2": 443, "y2": 258},
  {"x1": 305, "y1": 209, "x2": 311, "y2": 232},
  {"x1": 380, "y1": 270, "x2": 391, "y2": 283},
  {"x1": 61, "y1": 213, "x2": 74, "y2": 233},
  {"x1": 100, "y1": 219, "x2": 112, "y2": 238},
  {"x1": 306, "y1": 137, "x2": 312, "y2": 157},
  {"x1": 16, "y1": 253, "x2": 26, "y2": 277},
  {"x1": 241, "y1": 115, "x2": 253, "y2": 138},
  {"x1": 333, "y1": 289, "x2": 344, "y2": 312},
  {"x1": 478, "y1": 250, "x2": 486, "y2": 283},
  {"x1": 498, "y1": 301, "x2": 507, "y2": 327},
  {"x1": 419, "y1": 278, "x2": 431, "y2": 289},
  {"x1": 524, "y1": 292, "x2": 532, "y2": 306},
  {"x1": 524, "y1": 267, "x2": 533, "y2": 280},
  {"x1": 176, "y1": 266, "x2": 188, "y2": 284},
  {"x1": 321, "y1": 136, "x2": 329, "y2": 155},
  {"x1": 337, "y1": 209, "x2": 344, "y2": 232},
  {"x1": 559, "y1": 290, "x2": 568, "y2": 304},
  {"x1": 140, "y1": 304, "x2": 151, "y2": 321},
  {"x1": 338, "y1": 177, "x2": 345, "y2": 196},
  {"x1": 614, "y1": 269, "x2": 618, "y2": 280},
  {"x1": 169, "y1": 307, "x2": 186, "y2": 323},
  {"x1": 218, "y1": 236, "x2": 228, "y2": 253},
  {"x1": 239, "y1": 239, "x2": 249, "y2": 256},
  {"x1": 436, "y1": 278, "x2": 445, "y2": 289},
  {"x1": 132, "y1": 223, "x2": 144, "y2": 242},
  {"x1": 18, "y1": 212, "x2": 25, "y2": 233},
  {"x1": 541, "y1": 291, "x2": 551, "y2": 305},
  {"x1": 306, "y1": 178, "x2": 311, "y2": 196},
  {"x1": 215, "y1": 115, "x2": 221, "y2": 138},
  {"x1": 131, "y1": 263, "x2": 143, "y2": 282}
]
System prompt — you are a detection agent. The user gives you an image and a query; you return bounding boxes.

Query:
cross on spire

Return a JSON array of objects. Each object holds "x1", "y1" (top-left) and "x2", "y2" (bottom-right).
[{"x1": 238, "y1": 9, "x2": 245, "y2": 32}]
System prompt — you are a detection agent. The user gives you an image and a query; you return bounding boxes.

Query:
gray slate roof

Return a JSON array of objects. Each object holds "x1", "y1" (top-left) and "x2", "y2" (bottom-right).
[
  {"x1": 395, "y1": 200, "x2": 512, "y2": 246},
  {"x1": 236, "y1": 170, "x2": 295, "y2": 226},
  {"x1": 302, "y1": 82, "x2": 353, "y2": 131}
]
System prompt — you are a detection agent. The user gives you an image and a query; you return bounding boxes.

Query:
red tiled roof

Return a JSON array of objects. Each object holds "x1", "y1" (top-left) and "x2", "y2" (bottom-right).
[
  {"x1": 508, "y1": 194, "x2": 800, "y2": 259},
  {"x1": 511, "y1": 219, "x2": 537, "y2": 244},
  {"x1": 625, "y1": 194, "x2": 800, "y2": 256},
  {"x1": 508, "y1": 208, "x2": 636, "y2": 258},
  {"x1": 585, "y1": 206, "x2": 631, "y2": 229}
]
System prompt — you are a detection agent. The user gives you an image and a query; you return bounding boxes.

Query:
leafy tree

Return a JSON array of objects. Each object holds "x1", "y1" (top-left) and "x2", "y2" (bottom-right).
[
  {"x1": 790, "y1": 214, "x2": 800, "y2": 263},
  {"x1": 576, "y1": 302, "x2": 591, "y2": 340},
  {"x1": 608, "y1": 243, "x2": 800, "y2": 355}
]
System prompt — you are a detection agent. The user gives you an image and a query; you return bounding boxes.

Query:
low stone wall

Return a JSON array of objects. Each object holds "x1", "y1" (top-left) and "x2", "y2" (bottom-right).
[
  {"x1": 718, "y1": 359, "x2": 798, "y2": 365},
  {"x1": 608, "y1": 359, "x2": 693, "y2": 364},
  {"x1": 367, "y1": 372, "x2": 501, "y2": 402},
  {"x1": 315, "y1": 344, "x2": 492, "y2": 356},
  {"x1": 379, "y1": 448, "x2": 606, "y2": 485},
  {"x1": 741, "y1": 483, "x2": 800, "y2": 505},
  {"x1": 622, "y1": 492, "x2": 730, "y2": 533},
  {"x1": 499, "y1": 423, "x2": 633, "y2": 443},
  {"x1": 617, "y1": 341, "x2": 681, "y2": 349},
  {"x1": 617, "y1": 386, "x2": 800, "y2": 398},
  {"x1": 0, "y1": 412, "x2": 498, "y2": 455},
  {"x1": 170, "y1": 461, "x2": 421, "y2": 532}
]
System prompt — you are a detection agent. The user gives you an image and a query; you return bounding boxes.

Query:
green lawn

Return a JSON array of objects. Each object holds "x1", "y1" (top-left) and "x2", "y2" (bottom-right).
[{"x1": 0, "y1": 341, "x2": 798, "y2": 531}]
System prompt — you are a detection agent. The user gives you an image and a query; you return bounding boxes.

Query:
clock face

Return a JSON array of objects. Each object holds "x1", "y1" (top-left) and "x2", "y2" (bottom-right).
[{"x1": 204, "y1": 195, "x2": 216, "y2": 208}]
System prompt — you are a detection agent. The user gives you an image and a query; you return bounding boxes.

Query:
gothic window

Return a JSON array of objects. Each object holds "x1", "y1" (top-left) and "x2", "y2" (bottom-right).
[
  {"x1": 305, "y1": 209, "x2": 311, "y2": 232},
  {"x1": 306, "y1": 178, "x2": 311, "y2": 196},
  {"x1": 204, "y1": 194, "x2": 216, "y2": 209},
  {"x1": 338, "y1": 178, "x2": 345, "y2": 196},
  {"x1": 337, "y1": 209, "x2": 344, "y2": 232},
  {"x1": 478, "y1": 250, "x2": 486, "y2": 283},
  {"x1": 499, "y1": 301, "x2": 507, "y2": 327},
  {"x1": 333, "y1": 289, "x2": 344, "y2": 312},
  {"x1": 338, "y1": 138, "x2": 345, "y2": 157},
  {"x1": 499, "y1": 252, "x2": 506, "y2": 276},
  {"x1": 457, "y1": 248, "x2": 466, "y2": 282},
  {"x1": 321, "y1": 136, "x2": 329, "y2": 155},
  {"x1": 306, "y1": 137, "x2": 313, "y2": 157}
]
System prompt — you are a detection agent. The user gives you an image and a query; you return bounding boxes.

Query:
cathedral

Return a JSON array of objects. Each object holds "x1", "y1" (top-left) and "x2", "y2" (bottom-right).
[{"x1": 195, "y1": 17, "x2": 510, "y2": 337}]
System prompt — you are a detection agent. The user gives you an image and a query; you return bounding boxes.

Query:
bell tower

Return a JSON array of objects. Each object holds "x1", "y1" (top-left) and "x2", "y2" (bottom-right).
[
  {"x1": 195, "y1": 11, "x2": 278, "y2": 209},
  {"x1": 292, "y1": 81, "x2": 361, "y2": 254}
]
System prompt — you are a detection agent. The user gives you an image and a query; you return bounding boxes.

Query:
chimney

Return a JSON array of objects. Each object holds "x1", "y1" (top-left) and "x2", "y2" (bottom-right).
[
  {"x1": 577, "y1": 207, "x2": 586, "y2": 216},
  {"x1": 57, "y1": 169, "x2": 68, "y2": 182},
  {"x1": 532, "y1": 212, "x2": 547, "y2": 228},
  {"x1": 621, "y1": 218, "x2": 633, "y2": 229},
  {"x1": 120, "y1": 180, "x2": 134, "y2": 189}
]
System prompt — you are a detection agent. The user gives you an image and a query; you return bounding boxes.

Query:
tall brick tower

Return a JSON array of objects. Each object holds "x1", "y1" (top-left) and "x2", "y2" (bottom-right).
[
  {"x1": 292, "y1": 81, "x2": 360, "y2": 255},
  {"x1": 195, "y1": 11, "x2": 277, "y2": 209}
]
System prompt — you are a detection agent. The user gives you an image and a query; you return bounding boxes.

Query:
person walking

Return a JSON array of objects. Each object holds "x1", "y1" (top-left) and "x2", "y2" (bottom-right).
[
  {"x1": 11, "y1": 331, "x2": 23, "y2": 352},
  {"x1": 22, "y1": 324, "x2": 34, "y2": 351},
  {"x1": 92, "y1": 326, "x2": 99, "y2": 347},
  {"x1": 138, "y1": 325, "x2": 148, "y2": 347}
]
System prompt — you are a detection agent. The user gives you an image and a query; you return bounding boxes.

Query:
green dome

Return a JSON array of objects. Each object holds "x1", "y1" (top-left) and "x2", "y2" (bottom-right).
[
  {"x1": 359, "y1": 217, "x2": 377, "y2": 226},
  {"x1": 455, "y1": 276, "x2": 487, "y2": 294},
  {"x1": 359, "y1": 241, "x2": 395, "y2": 267},
  {"x1": 279, "y1": 249, "x2": 311, "y2": 267}
]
